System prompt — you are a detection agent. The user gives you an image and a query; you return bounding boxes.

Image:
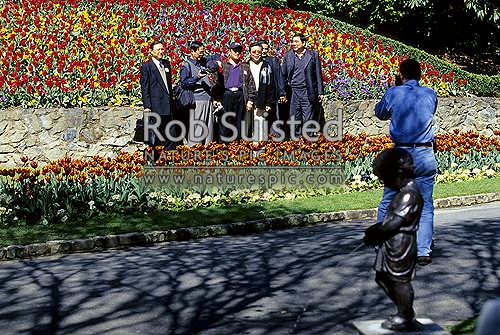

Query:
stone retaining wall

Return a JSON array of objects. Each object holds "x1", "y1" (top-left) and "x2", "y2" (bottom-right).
[
  {"x1": 0, "y1": 97, "x2": 498, "y2": 166},
  {"x1": 323, "y1": 97, "x2": 498, "y2": 137}
]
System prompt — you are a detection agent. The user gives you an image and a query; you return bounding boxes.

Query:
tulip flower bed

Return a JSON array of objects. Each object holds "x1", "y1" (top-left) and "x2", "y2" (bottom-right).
[
  {"x1": 1, "y1": 0, "x2": 498, "y2": 109},
  {"x1": 0, "y1": 131, "x2": 499, "y2": 226}
]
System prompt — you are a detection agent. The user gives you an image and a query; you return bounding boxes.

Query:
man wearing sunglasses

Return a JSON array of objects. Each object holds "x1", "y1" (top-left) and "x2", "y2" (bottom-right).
[{"x1": 246, "y1": 42, "x2": 276, "y2": 141}]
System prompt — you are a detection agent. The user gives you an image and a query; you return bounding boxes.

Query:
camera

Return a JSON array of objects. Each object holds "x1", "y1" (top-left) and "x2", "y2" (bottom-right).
[
  {"x1": 395, "y1": 75, "x2": 403, "y2": 86},
  {"x1": 199, "y1": 67, "x2": 208, "y2": 76}
]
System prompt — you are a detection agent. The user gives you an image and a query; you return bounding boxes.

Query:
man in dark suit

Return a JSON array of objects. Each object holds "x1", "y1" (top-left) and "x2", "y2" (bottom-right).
[
  {"x1": 140, "y1": 41, "x2": 177, "y2": 161},
  {"x1": 281, "y1": 34, "x2": 324, "y2": 139},
  {"x1": 260, "y1": 40, "x2": 287, "y2": 137}
]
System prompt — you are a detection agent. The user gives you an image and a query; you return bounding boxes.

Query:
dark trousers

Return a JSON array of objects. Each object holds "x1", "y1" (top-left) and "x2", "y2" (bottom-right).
[
  {"x1": 145, "y1": 114, "x2": 177, "y2": 162},
  {"x1": 174, "y1": 106, "x2": 190, "y2": 143},
  {"x1": 220, "y1": 90, "x2": 244, "y2": 142},
  {"x1": 289, "y1": 87, "x2": 314, "y2": 138},
  {"x1": 275, "y1": 102, "x2": 289, "y2": 137}
]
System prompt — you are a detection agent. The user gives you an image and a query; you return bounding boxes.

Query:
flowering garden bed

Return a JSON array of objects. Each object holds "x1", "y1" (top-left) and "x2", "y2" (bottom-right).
[
  {"x1": 1, "y1": 0, "x2": 499, "y2": 231},
  {"x1": 1, "y1": 0, "x2": 498, "y2": 109},
  {"x1": 0, "y1": 130, "x2": 499, "y2": 226}
]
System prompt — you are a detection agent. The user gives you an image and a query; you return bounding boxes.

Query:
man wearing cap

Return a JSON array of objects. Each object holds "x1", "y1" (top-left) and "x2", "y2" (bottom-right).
[
  {"x1": 220, "y1": 42, "x2": 257, "y2": 142},
  {"x1": 281, "y1": 34, "x2": 324, "y2": 139}
]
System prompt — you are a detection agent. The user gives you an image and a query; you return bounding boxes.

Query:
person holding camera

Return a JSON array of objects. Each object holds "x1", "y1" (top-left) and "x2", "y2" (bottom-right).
[
  {"x1": 179, "y1": 41, "x2": 215, "y2": 145},
  {"x1": 374, "y1": 59, "x2": 438, "y2": 266}
]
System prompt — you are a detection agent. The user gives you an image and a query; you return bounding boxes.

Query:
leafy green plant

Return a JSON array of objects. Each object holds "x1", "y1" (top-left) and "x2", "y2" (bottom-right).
[
  {"x1": 445, "y1": 317, "x2": 476, "y2": 335},
  {"x1": 407, "y1": 0, "x2": 499, "y2": 23}
]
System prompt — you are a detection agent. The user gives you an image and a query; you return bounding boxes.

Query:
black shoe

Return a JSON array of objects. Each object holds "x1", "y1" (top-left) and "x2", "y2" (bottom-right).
[{"x1": 417, "y1": 256, "x2": 432, "y2": 266}]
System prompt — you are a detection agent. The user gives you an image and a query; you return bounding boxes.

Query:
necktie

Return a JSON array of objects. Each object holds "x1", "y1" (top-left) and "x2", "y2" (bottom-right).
[{"x1": 159, "y1": 62, "x2": 169, "y2": 93}]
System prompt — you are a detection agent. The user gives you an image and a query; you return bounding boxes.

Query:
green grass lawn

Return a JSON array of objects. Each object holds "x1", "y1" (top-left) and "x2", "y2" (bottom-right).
[
  {"x1": 445, "y1": 317, "x2": 476, "y2": 335},
  {"x1": 1, "y1": 177, "x2": 499, "y2": 247}
]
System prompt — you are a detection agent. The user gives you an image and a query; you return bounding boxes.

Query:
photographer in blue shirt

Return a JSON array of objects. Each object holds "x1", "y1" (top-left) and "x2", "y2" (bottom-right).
[{"x1": 375, "y1": 59, "x2": 438, "y2": 266}]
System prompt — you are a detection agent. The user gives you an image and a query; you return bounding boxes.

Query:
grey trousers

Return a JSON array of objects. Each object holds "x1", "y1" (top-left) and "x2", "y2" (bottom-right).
[{"x1": 188, "y1": 99, "x2": 214, "y2": 146}]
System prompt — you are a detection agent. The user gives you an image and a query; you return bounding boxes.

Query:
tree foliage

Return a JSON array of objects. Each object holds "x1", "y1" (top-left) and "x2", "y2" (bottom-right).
[
  {"x1": 302, "y1": 0, "x2": 499, "y2": 25},
  {"x1": 408, "y1": 0, "x2": 499, "y2": 23},
  {"x1": 301, "y1": 0, "x2": 408, "y2": 27},
  {"x1": 296, "y1": 0, "x2": 499, "y2": 72}
]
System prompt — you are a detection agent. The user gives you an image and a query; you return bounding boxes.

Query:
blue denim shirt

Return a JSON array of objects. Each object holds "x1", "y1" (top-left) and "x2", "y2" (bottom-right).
[
  {"x1": 375, "y1": 80, "x2": 437, "y2": 143},
  {"x1": 180, "y1": 57, "x2": 202, "y2": 89}
]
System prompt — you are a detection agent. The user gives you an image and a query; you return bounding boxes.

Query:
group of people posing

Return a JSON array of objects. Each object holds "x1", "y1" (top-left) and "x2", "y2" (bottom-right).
[
  {"x1": 139, "y1": 34, "x2": 324, "y2": 149},
  {"x1": 141, "y1": 33, "x2": 442, "y2": 331}
]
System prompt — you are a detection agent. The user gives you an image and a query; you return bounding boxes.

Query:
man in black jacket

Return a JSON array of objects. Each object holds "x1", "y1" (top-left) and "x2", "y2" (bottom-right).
[
  {"x1": 281, "y1": 34, "x2": 324, "y2": 139},
  {"x1": 260, "y1": 40, "x2": 287, "y2": 137},
  {"x1": 245, "y1": 42, "x2": 276, "y2": 141},
  {"x1": 140, "y1": 41, "x2": 177, "y2": 158}
]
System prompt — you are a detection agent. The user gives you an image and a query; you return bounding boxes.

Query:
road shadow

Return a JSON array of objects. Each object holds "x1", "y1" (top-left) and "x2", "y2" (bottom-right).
[{"x1": 0, "y1": 215, "x2": 498, "y2": 335}]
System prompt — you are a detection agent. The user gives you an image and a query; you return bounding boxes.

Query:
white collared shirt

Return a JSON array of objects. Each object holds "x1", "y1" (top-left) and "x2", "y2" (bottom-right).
[
  {"x1": 249, "y1": 61, "x2": 263, "y2": 91},
  {"x1": 152, "y1": 57, "x2": 164, "y2": 71},
  {"x1": 152, "y1": 57, "x2": 169, "y2": 92}
]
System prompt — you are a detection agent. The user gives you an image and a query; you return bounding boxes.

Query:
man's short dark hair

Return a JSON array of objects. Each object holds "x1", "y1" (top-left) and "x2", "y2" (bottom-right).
[
  {"x1": 190, "y1": 41, "x2": 204, "y2": 52},
  {"x1": 149, "y1": 41, "x2": 162, "y2": 50},
  {"x1": 293, "y1": 34, "x2": 307, "y2": 43},
  {"x1": 249, "y1": 41, "x2": 262, "y2": 50},
  {"x1": 259, "y1": 39, "x2": 268, "y2": 46},
  {"x1": 373, "y1": 148, "x2": 416, "y2": 182},
  {"x1": 399, "y1": 59, "x2": 421, "y2": 81}
]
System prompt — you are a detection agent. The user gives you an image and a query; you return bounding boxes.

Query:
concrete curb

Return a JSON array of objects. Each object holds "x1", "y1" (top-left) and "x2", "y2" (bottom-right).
[{"x1": 1, "y1": 192, "x2": 499, "y2": 262}]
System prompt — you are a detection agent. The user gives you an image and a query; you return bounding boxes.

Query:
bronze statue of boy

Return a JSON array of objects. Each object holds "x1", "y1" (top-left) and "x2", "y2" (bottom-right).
[{"x1": 364, "y1": 148, "x2": 423, "y2": 331}]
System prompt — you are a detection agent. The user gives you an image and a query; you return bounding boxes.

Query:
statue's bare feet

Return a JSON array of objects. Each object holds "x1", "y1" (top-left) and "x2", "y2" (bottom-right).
[{"x1": 381, "y1": 315, "x2": 418, "y2": 331}]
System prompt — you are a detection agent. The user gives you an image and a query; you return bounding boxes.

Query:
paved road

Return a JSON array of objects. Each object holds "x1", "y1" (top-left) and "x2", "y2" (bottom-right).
[{"x1": 1, "y1": 202, "x2": 499, "y2": 335}]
